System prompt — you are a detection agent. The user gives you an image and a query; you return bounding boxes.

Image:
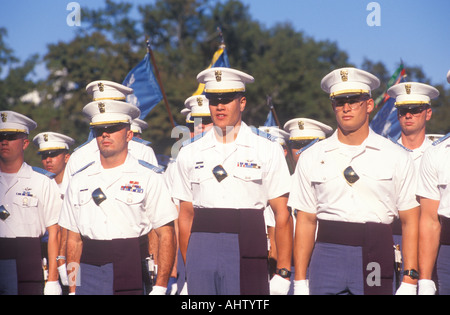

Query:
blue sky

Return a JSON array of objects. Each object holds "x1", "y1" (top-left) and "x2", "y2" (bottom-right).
[{"x1": 1, "y1": 0, "x2": 449, "y2": 85}]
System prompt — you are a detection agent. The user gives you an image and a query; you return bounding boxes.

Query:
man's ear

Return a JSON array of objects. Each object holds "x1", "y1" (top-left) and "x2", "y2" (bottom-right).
[{"x1": 239, "y1": 96, "x2": 247, "y2": 112}]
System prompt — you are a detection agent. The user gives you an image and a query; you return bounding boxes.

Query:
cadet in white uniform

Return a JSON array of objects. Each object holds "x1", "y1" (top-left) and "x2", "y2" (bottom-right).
[
  {"x1": 289, "y1": 68, "x2": 420, "y2": 295},
  {"x1": 172, "y1": 67, "x2": 293, "y2": 295},
  {"x1": 33, "y1": 132, "x2": 75, "y2": 291},
  {"x1": 60, "y1": 81, "x2": 158, "y2": 195},
  {"x1": 0, "y1": 111, "x2": 63, "y2": 295},
  {"x1": 417, "y1": 70, "x2": 450, "y2": 295},
  {"x1": 59, "y1": 99, "x2": 178, "y2": 295},
  {"x1": 284, "y1": 118, "x2": 333, "y2": 164},
  {"x1": 387, "y1": 82, "x2": 439, "y2": 290}
]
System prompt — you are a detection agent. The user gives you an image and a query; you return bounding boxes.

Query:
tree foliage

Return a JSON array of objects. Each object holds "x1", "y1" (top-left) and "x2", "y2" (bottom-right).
[{"x1": 1, "y1": 0, "x2": 449, "y2": 168}]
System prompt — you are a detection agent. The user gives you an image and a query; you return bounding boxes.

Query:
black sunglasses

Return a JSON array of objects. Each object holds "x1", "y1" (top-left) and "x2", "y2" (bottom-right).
[
  {"x1": 397, "y1": 105, "x2": 429, "y2": 117},
  {"x1": 289, "y1": 139, "x2": 315, "y2": 150},
  {"x1": 0, "y1": 133, "x2": 27, "y2": 141},
  {"x1": 92, "y1": 124, "x2": 128, "y2": 137},
  {"x1": 192, "y1": 116, "x2": 213, "y2": 125}
]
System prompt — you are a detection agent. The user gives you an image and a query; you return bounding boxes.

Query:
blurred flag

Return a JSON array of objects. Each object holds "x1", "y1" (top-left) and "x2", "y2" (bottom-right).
[
  {"x1": 123, "y1": 49, "x2": 163, "y2": 119},
  {"x1": 264, "y1": 110, "x2": 277, "y2": 127},
  {"x1": 193, "y1": 43, "x2": 230, "y2": 96},
  {"x1": 370, "y1": 63, "x2": 406, "y2": 140}
]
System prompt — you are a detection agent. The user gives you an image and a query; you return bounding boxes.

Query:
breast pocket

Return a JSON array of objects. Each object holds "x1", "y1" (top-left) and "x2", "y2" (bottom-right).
[
  {"x1": 76, "y1": 189, "x2": 92, "y2": 207},
  {"x1": 115, "y1": 191, "x2": 145, "y2": 206},
  {"x1": 13, "y1": 195, "x2": 39, "y2": 225},
  {"x1": 310, "y1": 173, "x2": 340, "y2": 200},
  {"x1": 233, "y1": 167, "x2": 263, "y2": 183},
  {"x1": 190, "y1": 168, "x2": 214, "y2": 186}
]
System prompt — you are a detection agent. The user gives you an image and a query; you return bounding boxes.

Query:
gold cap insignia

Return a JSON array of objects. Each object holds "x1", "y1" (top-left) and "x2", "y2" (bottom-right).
[
  {"x1": 340, "y1": 70, "x2": 349, "y2": 82},
  {"x1": 43, "y1": 134, "x2": 49, "y2": 142},
  {"x1": 405, "y1": 84, "x2": 411, "y2": 95},
  {"x1": 215, "y1": 70, "x2": 222, "y2": 82},
  {"x1": 298, "y1": 120, "x2": 304, "y2": 130},
  {"x1": 1, "y1": 113, "x2": 7, "y2": 123},
  {"x1": 98, "y1": 102, "x2": 106, "y2": 113},
  {"x1": 197, "y1": 97, "x2": 203, "y2": 107},
  {"x1": 98, "y1": 82, "x2": 104, "y2": 92}
]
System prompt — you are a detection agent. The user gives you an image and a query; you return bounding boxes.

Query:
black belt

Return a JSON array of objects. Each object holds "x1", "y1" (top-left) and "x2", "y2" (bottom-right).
[
  {"x1": 0, "y1": 237, "x2": 43, "y2": 295},
  {"x1": 81, "y1": 235, "x2": 148, "y2": 295},
  {"x1": 316, "y1": 219, "x2": 394, "y2": 295},
  {"x1": 191, "y1": 208, "x2": 269, "y2": 295}
]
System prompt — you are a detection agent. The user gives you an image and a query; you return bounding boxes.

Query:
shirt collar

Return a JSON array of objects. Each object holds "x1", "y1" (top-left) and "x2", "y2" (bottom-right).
[{"x1": 324, "y1": 128, "x2": 383, "y2": 152}]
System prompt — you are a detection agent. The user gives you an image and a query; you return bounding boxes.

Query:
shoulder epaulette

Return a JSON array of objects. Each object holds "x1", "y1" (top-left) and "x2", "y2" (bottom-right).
[
  {"x1": 73, "y1": 138, "x2": 94, "y2": 152},
  {"x1": 32, "y1": 166, "x2": 56, "y2": 179},
  {"x1": 138, "y1": 160, "x2": 164, "y2": 174},
  {"x1": 132, "y1": 137, "x2": 152, "y2": 146},
  {"x1": 249, "y1": 126, "x2": 276, "y2": 142},
  {"x1": 388, "y1": 136, "x2": 413, "y2": 152},
  {"x1": 71, "y1": 161, "x2": 95, "y2": 177},
  {"x1": 296, "y1": 138, "x2": 320, "y2": 156},
  {"x1": 182, "y1": 132, "x2": 205, "y2": 147},
  {"x1": 433, "y1": 132, "x2": 450, "y2": 146}
]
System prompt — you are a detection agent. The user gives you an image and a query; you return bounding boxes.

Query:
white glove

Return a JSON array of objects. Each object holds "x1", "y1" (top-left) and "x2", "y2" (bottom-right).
[
  {"x1": 293, "y1": 280, "x2": 309, "y2": 295},
  {"x1": 167, "y1": 282, "x2": 177, "y2": 295},
  {"x1": 57, "y1": 264, "x2": 69, "y2": 286},
  {"x1": 270, "y1": 275, "x2": 291, "y2": 295},
  {"x1": 44, "y1": 281, "x2": 62, "y2": 295},
  {"x1": 395, "y1": 282, "x2": 417, "y2": 295},
  {"x1": 418, "y1": 279, "x2": 437, "y2": 295},
  {"x1": 180, "y1": 283, "x2": 188, "y2": 295},
  {"x1": 149, "y1": 285, "x2": 167, "y2": 295}
]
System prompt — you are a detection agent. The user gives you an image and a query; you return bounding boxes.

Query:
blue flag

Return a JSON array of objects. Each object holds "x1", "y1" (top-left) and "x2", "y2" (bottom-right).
[
  {"x1": 123, "y1": 53, "x2": 163, "y2": 119},
  {"x1": 370, "y1": 64, "x2": 406, "y2": 140},
  {"x1": 264, "y1": 110, "x2": 277, "y2": 127},
  {"x1": 193, "y1": 45, "x2": 230, "y2": 95}
]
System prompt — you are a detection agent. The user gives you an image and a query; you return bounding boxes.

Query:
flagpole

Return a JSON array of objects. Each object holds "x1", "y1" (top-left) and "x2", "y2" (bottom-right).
[
  {"x1": 266, "y1": 95, "x2": 281, "y2": 128},
  {"x1": 266, "y1": 96, "x2": 295, "y2": 173},
  {"x1": 146, "y1": 38, "x2": 176, "y2": 128}
]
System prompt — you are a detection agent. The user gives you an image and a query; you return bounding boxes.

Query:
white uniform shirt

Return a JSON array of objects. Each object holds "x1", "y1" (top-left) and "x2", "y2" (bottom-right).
[
  {"x1": 416, "y1": 136, "x2": 450, "y2": 218},
  {"x1": 58, "y1": 154, "x2": 178, "y2": 240},
  {"x1": 60, "y1": 138, "x2": 158, "y2": 195},
  {"x1": 0, "y1": 163, "x2": 62, "y2": 238},
  {"x1": 398, "y1": 136, "x2": 433, "y2": 170},
  {"x1": 288, "y1": 129, "x2": 419, "y2": 224},
  {"x1": 172, "y1": 122, "x2": 291, "y2": 209}
]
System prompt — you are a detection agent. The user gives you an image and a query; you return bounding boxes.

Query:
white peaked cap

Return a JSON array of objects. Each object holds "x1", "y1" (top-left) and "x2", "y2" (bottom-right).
[
  {"x1": 284, "y1": 118, "x2": 333, "y2": 140},
  {"x1": 83, "y1": 100, "x2": 140, "y2": 127},
  {"x1": 387, "y1": 82, "x2": 439, "y2": 106},
  {"x1": 197, "y1": 67, "x2": 254, "y2": 94},
  {"x1": 321, "y1": 67, "x2": 380, "y2": 98},
  {"x1": 86, "y1": 80, "x2": 134, "y2": 101},
  {"x1": 184, "y1": 95, "x2": 211, "y2": 117},
  {"x1": 130, "y1": 119, "x2": 148, "y2": 134},
  {"x1": 33, "y1": 132, "x2": 75, "y2": 153},
  {"x1": 0, "y1": 111, "x2": 37, "y2": 134}
]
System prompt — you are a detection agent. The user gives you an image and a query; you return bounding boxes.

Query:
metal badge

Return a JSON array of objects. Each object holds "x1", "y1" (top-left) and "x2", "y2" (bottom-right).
[
  {"x1": 215, "y1": 70, "x2": 222, "y2": 82},
  {"x1": 340, "y1": 69, "x2": 349, "y2": 82},
  {"x1": 405, "y1": 84, "x2": 411, "y2": 95},
  {"x1": 0, "y1": 205, "x2": 10, "y2": 221},
  {"x1": 92, "y1": 188, "x2": 107, "y2": 206},
  {"x1": 98, "y1": 102, "x2": 106, "y2": 113},
  {"x1": 212, "y1": 165, "x2": 228, "y2": 183},
  {"x1": 343, "y1": 166, "x2": 359, "y2": 185},
  {"x1": 1, "y1": 112, "x2": 7, "y2": 123}
]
